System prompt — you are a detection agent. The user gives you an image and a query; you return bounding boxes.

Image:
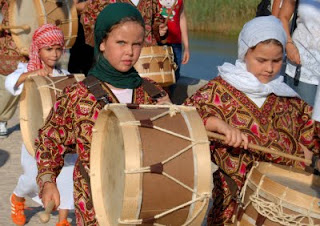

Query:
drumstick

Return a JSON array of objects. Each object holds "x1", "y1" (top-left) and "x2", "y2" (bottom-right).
[
  {"x1": 39, "y1": 200, "x2": 55, "y2": 223},
  {"x1": 164, "y1": 0, "x2": 178, "y2": 25},
  {"x1": 0, "y1": 24, "x2": 30, "y2": 31},
  {"x1": 207, "y1": 131, "x2": 312, "y2": 165}
]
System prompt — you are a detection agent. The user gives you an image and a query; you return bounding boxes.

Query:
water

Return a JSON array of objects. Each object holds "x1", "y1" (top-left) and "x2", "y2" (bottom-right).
[{"x1": 180, "y1": 31, "x2": 238, "y2": 81}]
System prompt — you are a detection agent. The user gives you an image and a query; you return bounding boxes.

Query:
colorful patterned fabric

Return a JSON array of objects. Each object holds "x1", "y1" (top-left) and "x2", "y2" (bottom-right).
[
  {"x1": 36, "y1": 78, "x2": 161, "y2": 225},
  {"x1": 80, "y1": 0, "x2": 164, "y2": 46},
  {"x1": 27, "y1": 24, "x2": 64, "y2": 72},
  {"x1": 184, "y1": 76, "x2": 320, "y2": 225},
  {"x1": 0, "y1": 0, "x2": 27, "y2": 75},
  {"x1": 159, "y1": 0, "x2": 183, "y2": 44}
]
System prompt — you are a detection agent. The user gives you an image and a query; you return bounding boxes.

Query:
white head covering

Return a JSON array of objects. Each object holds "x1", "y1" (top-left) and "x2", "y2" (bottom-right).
[
  {"x1": 238, "y1": 16, "x2": 287, "y2": 61},
  {"x1": 218, "y1": 16, "x2": 299, "y2": 99}
]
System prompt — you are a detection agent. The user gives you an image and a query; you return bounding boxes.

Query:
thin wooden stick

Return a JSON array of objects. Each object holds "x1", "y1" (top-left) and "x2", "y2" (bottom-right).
[
  {"x1": 164, "y1": 0, "x2": 178, "y2": 25},
  {"x1": 0, "y1": 24, "x2": 30, "y2": 31},
  {"x1": 207, "y1": 131, "x2": 312, "y2": 165},
  {"x1": 39, "y1": 200, "x2": 55, "y2": 223}
]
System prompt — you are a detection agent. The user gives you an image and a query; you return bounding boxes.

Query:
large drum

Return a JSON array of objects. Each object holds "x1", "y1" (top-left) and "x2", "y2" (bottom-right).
[
  {"x1": 90, "y1": 104, "x2": 212, "y2": 225},
  {"x1": 20, "y1": 74, "x2": 85, "y2": 156},
  {"x1": 236, "y1": 162, "x2": 320, "y2": 226},
  {"x1": 134, "y1": 45, "x2": 177, "y2": 87},
  {"x1": 9, "y1": 0, "x2": 78, "y2": 56}
]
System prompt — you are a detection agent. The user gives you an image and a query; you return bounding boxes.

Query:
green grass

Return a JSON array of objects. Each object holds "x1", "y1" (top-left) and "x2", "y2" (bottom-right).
[{"x1": 184, "y1": 0, "x2": 260, "y2": 36}]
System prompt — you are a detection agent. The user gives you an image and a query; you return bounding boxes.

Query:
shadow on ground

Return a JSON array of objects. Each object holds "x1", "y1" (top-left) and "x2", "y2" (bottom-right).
[
  {"x1": 0, "y1": 149, "x2": 9, "y2": 167},
  {"x1": 7, "y1": 123, "x2": 20, "y2": 136},
  {"x1": 25, "y1": 206, "x2": 76, "y2": 225}
]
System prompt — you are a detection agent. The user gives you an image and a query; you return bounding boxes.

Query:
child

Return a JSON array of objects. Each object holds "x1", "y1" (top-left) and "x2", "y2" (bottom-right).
[
  {"x1": 184, "y1": 16, "x2": 320, "y2": 224},
  {"x1": 5, "y1": 24, "x2": 76, "y2": 226},
  {"x1": 159, "y1": 0, "x2": 190, "y2": 95},
  {"x1": 35, "y1": 3, "x2": 170, "y2": 225}
]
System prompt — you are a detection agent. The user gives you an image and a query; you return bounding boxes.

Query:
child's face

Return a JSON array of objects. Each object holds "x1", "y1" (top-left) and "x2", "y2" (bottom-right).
[
  {"x1": 39, "y1": 44, "x2": 63, "y2": 69},
  {"x1": 245, "y1": 42, "x2": 283, "y2": 84},
  {"x1": 99, "y1": 21, "x2": 144, "y2": 72}
]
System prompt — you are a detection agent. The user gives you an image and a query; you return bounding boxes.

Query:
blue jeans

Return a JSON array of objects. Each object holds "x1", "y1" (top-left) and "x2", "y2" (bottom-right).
[
  {"x1": 168, "y1": 43, "x2": 182, "y2": 95},
  {"x1": 285, "y1": 75, "x2": 317, "y2": 106}
]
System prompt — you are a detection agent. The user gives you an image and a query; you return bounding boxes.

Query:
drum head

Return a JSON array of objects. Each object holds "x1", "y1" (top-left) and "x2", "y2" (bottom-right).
[
  {"x1": 20, "y1": 75, "x2": 85, "y2": 156},
  {"x1": 91, "y1": 104, "x2": 212, "y2": 225},
  {"x1": 20, "y1": 77, "x2": 46, "y2": 157},
  {"x1": 9, "y1": 0, "x2": 78, "y2": 56},
  {"x1": 9, "y1": 0, "x2": 38, "y2": 55}
]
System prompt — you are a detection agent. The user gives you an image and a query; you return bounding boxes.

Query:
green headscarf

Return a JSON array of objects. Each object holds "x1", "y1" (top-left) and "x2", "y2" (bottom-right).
[{"x1": 88, "y1": 3, "x2": 145, "y2": 89}]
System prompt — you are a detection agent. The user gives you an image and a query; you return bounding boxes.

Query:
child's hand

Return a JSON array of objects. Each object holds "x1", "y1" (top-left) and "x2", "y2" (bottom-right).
[
  {"x1": 159, "y1": 23, "x2": 168, "y2": 37},
  {"x1": 156, "y1": 93, "x2": 171, "y2": 105},
  {"x1": 36, "y1": 66, "x2": 52, "y2": 77},
  {"x1": 42, "y1": 182, "x2": 60, "y2": 211},
  {"x1": 206, "y1": 116, "x2": 248, "y2": 149},
  {"x1": 182, "y1": 48, "x2": 190, "y2": 64}
]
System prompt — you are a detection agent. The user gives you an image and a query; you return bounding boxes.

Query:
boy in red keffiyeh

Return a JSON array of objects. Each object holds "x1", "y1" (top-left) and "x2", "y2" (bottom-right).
[{"x1": 5, "y1": 24, "x2": 76, "y2": 226}]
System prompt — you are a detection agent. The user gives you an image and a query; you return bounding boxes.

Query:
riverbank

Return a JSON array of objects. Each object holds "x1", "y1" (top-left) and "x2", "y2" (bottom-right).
[{"x1": 185, "y1": 0, "x2": 260, "y2": 36}]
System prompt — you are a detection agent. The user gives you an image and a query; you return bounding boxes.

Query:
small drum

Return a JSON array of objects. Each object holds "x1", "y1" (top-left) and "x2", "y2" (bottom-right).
[
  {"x1": 90, "y1": 104, "x2": 212, "y2": 225},
  {"x1": 134, "y1": 45, "x2": 177, "y2": 87},
  {"x1": 236, "y1": 162, "x2": 320, "y2": 226},
  {"x1": 20, "y1": 74, "x2": 85, "y2": 156},
  {"x1": 9, "y1": 0, "x2": 78, "y2": 56}
]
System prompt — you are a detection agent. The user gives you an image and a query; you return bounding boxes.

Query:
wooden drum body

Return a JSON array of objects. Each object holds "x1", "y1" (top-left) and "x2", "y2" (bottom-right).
[
  {"x1": 134, "y1": 45, "x2": 177, "y2": 87},
  {"x1": 9, "y1": 0, "x2": 78, "y2": 56},
  {"x1": 236, "y1": 162, "x2": 320, "y2": 226},
  {"x1": 20, "y1": 74, "x2": 84, "y2": 156},
  {"x1": 91, "y1": 104, "x2": 212, "y2": 225}
]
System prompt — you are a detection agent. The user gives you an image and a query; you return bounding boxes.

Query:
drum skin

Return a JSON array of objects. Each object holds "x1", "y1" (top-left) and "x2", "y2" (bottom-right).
[
  {"x1": 134, "y1": 45, "x2": 177, "y2": 87},
  {"x1": 90, "y1": 104, "x2": 212, "y2": 225},
  {"x1": 20, "y1": 74, "x2": 84, "y2": 157},
  {"x1": 237, "y1": 162, "x2": 320, "y2": 226},
  {"x1": 9, "y1": 0, "x2": 78, "y2": 56}
]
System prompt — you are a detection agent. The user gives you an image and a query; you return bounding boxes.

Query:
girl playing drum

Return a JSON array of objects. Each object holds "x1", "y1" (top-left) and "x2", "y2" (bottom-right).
[
  {"x1": 36, "y1": 3, "x2": 170, "y2": 225},
  {"x1": 184, "y1": 16, "x2": 320, "y2": 225}
]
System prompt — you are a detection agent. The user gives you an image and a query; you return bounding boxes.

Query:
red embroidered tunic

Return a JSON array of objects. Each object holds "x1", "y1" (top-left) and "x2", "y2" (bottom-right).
[
  {"x1": 80, "y1": 0, "x2": 164, "y2": 47},
  {"x1": 36, "y1": 80, "x2": 159, "y2": 225},
  {"x1": 0, "y1": 0, "x2": 27, "y2": 75},
  {"x1": 184, "y1": 76, "x2": 320, "y2": 224}
]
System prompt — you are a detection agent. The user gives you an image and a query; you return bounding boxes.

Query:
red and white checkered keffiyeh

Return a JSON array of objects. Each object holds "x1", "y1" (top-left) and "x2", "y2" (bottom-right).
[{"x1": 27, "y1": 24, "x2": 65, "y2": 72}]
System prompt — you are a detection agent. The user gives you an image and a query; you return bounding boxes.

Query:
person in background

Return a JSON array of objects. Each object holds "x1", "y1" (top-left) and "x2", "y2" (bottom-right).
[
  {"x1": 5, "y1": 24, "x2": 76, "y2": 226},
  {"x1": 68, "y1": 0, "x2": 93, "y2": 75},
  {"x1": 255, "y1": 0, "x2": 283, "y2": 17},
  {"x1": 271, "y1": 0, "x2": 283, "y2": 17},
  {"x1": 159, "y1": 0, "x2": 190, "y2": 97},
  {"x1": 36, "y1": 3, "x2": 170, "y2": 225},
  {"x1": 80, "y1": 0, "x2": 167, "y2": 47},
  {"x1": 279, "y1": 0, "x2": 320, "y2": 106},
  {"x1": 184, "y1": 16, "x2": 320, "y2": 225},
  {"x1": 0, "y1": 0, "x2": 28, "y2": 138},
  {"x1": 68, "y1": 0, "x2": 168, "y2": 76}
]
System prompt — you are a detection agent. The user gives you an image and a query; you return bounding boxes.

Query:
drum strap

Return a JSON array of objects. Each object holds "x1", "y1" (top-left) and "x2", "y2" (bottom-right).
[
  {"x1": 83, "y1": 76, "x2": 112, "y2": 108},
  {"x1": 141, "y1": 79, "x2": 167, "y2": 100},
  {"x1": 220, "y1": 170, "x2": 238, "y2": 199},
  {"x1": 84, "y1": 75, "x2": 166, "y2": 104}
]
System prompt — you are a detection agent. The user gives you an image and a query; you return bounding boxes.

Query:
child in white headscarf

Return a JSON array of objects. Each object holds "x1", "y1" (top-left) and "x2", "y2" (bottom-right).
[{"x1": 184, "y1": 16, "x2": 320, "y2": 225}]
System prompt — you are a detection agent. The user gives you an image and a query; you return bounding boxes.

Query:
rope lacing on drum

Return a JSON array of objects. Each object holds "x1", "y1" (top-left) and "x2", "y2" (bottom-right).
[
  {"x1": 118, "y1": 104, "x2": 210, "y2": 225},
  {"x1": 118, "y1": 193, "x2": 210, "y2": 226},
  {"x1": 239, "y1": 162, "x2": 317, "y2": 226},
  {"x1": 139, "y1": 46, "x2": 175, "y2": 78},
  {"x1": 37, "y1": 76, "x2": 68, "y2": 96}
]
